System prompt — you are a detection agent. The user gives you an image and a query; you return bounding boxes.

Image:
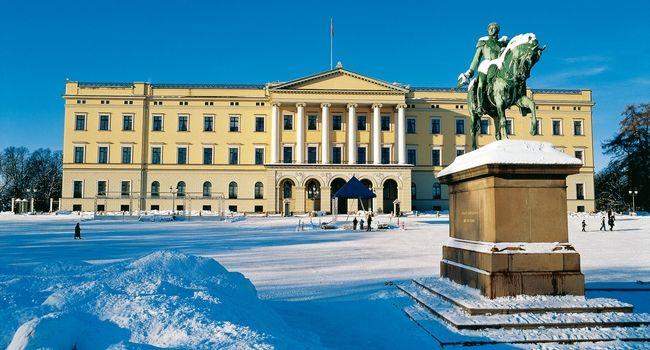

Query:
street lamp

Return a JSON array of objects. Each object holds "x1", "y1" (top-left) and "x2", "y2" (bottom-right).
[
  {"x1": 628, "y1": 190, "x2": 639, "y2": 213},
  {"x1": 169, "y1": 186, "x2": 178, "y2": 215}
]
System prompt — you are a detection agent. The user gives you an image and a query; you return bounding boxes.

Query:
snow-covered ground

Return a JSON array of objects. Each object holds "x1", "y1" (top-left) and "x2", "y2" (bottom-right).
[{"x1": 0, "y1": 213, "x2": 648, "y2": 349}]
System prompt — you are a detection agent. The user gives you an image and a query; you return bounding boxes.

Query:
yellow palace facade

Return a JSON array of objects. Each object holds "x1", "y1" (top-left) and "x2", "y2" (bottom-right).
[{"x1": 61, "y1": 67, "x2": 595, "y2": 214}]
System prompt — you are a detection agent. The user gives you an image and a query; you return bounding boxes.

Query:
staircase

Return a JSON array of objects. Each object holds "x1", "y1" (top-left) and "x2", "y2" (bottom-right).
[{"x1": 397, "y1": 277, "x2": 650, "y2": 348}]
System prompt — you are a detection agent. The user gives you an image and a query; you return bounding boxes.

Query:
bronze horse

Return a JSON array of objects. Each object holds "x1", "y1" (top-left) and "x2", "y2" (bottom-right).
[{"x1": 467, "y1": 34, "x2": 545, "y2": 149}]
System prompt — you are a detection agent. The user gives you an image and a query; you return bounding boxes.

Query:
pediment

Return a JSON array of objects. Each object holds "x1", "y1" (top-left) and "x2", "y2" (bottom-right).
[{"x1": 269, "y1": 68, "x2": 409, "y2": 93}]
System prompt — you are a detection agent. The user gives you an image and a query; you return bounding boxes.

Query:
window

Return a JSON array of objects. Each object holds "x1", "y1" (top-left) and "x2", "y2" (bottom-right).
[
  {"x1": 177, "y1": 147, "x2": 187, "y2": 165},
  {"x1": 73, "y1": 181, "x2": 83, "y2": 198},
  {"x1": 283, "y1": 115, "x2": 293, "y2": 130},
  {"x1": 152, "y1": 115, "x2": 163, "y2": 131},
  {"x1": 357, "y1": 147, "x2": 367, "y2": 164},
  {"x1": 406, "y1": 118, "x2": 416, "y2": 134},
  {"x1": 98, "y1": 146, "x2": 108, "y2": 164},
  {"x1": 122, "y1": 115, "x2": 133, "y2": 131},
  {"x1": 552, "y1": 120, "x2": 562, "y2": 135},
  {"x1": 228, "y1": 205, "x2": 238, "y2": 212},
  {"x1": 75, "y1": 114, "x2": 86, "y2": 130},
  {"x1": 72, "y1": 204, "x2": 82, "y2": 211},
  {"x1": 121, "y1": 181, "x2": 131, "y2": 197},
  {"x1": 577, "y1": 205, "x2": 585, "y2": 213},
  {"x1": 203, "y1": 115, "x2": 214, "y2": 132},
  {"x1": 176, "y1": 181, "x2": 186, "y2": 197},
  {"x1": 480, "y1": 119, "x2": 489, "y2": 135},
  {"x1": 574, "y1": 149, "x2": 584, "y2": 163},
  {"x1": 229, "y1": 116, "x2": 240, "y2": 132},
  {"x1": 332, "y1": 146, "x2": 342, "y2": 164},
  {"x1": 283, "y1": 146, "x2": 293, "y2": 164},
  {"x1": 332, "y1": 115, "x2": 342, "y2": 130},
  {"x1": 255, "y1": 148, "x2": 264, "y2": 165},
  {"x1": 180, "y1": 101, "x2": 188, "y2": 106},
  {"x1": 381, "y1": 115, "x2": 391, "y2": 131},
  {"x1": 506, "y1": 119, "x2": 514, "y2": 135},
  {"x1": 150, "y1": 204, "x2": 160, "y2": 211},
  {"x1": 308, "y1": 115, "x2": 317, "y2": 130},
  {"x1": 99, "y1": 115, "x2": 110, "y2": 131},
  {"x1": 456, "y1": 148, "x2": 465, "y2": 157},
  {"x1": 455, "y1": 119, "x2": 465, "y2": 134},
  {"x1": 255, "y1": 116, "x2": 265, "y2": 132},
  {"x1": 228, "y1": 181, "x2": 238, "y2": 199},
  {"x1": 576, "y1": 183, "x2": 585, "y2": 200},
  {"x1": 573, "y1": 120, "x2": 584, "y2": 136},
  {"x1": 178, "y1": 115, "x2": 189, "y2": 131},
  {"x1": 151, "y1": 181, "x2": 160, "y2": 198},
  {"x1": 533, "y1": 119, "x2": 541, "y2": 135},
  {"x1": 357, "y1": 115, "x2": 367, "y2": 131},
  {"x1": 411, "y1": 182, "x2": 417, "y2": 200},
  {"x1": 202, "y1": 205, "x2": 212, "y2": 211},
  {"x1": 254, "y1": 182, "x2": 264, "y2": 199},
  {"x1": 97, "y1": 181, "x2": 107, "y2": 196},
  {"x1": 432, "y1": 183, "x2": 441, "y2": 200},
  {"x1": 407, "y1": 148, "x2": 417, "y2": 165},
  {"x1": 203, "y1": 147, "x2": 213, "y2": 165},
  {"x1": 74, "y1": 146, "x2": 84, "y2": 164},
  {"x1": 203, "y1": 181, "x2": 212, "y2": 197},
  {"x1": 151, "y1": 147, "x2": 162, "y2": 164},
  {"x1": 121, "y1": 146, "x2": 132, "y2": 164},
  {"x1": 307, "y1": 146, "x2": 317, "y2": 164},
  {"x1": 97, "y1": 204, "x2": 105, "y2": 212},
  {"x1": 254, "y1": 205, "x2": 263, "y2": 213},
  {"x1": 431, "y1": 148, "x2": 441, "y2": 166},
  {"x1": 381, "y1": 147, "x2": 391, "y2": 164},
  {"x1": 431, "y1": 118, "x2": 441, "y2": 134},
  {"x1": 228, "y1": 147, "x2": 239, "y2": 165},
  {"x1": 283, "y1": 181, "x2": 292, "y2": 198}
]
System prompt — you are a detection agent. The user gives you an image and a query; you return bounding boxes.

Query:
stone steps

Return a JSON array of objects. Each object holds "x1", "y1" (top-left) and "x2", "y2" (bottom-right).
[{"x1": 396, "y1": 278, "x2": 650, "y2": 346}]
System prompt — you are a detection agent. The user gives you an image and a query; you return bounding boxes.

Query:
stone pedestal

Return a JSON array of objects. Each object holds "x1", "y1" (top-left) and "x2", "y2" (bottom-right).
[{"x1": 436, "y1": 140, "x2": 585, "y2": 298}]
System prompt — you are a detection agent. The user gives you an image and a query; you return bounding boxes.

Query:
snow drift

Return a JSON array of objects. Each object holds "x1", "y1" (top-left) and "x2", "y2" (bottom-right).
[{"x1": 1, "y1": 251, "x2": 320, "y2": 349}]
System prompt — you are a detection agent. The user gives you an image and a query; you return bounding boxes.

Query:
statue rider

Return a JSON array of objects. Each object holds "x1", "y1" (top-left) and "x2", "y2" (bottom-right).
[{"x1": 458, "y1": 22, "x2": 509, "y2": 113}]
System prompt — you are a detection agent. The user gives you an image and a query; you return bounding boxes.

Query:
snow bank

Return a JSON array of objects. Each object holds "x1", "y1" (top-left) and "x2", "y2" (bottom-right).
[
  {"x1": 437, "y1": 140, "x2": 581, "y2": 177},
  {"x1": 2, "y1": 251, "x2": 320, "y2": 349}
]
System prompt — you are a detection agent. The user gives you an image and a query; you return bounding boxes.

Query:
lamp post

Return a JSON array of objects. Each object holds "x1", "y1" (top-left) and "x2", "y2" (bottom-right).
[
  {"x1": 628, "y1": 190, "x2": 638, "y2": 213},
  {"x1": 169, "y1": 186, "x2": 178, "y2": 215}
]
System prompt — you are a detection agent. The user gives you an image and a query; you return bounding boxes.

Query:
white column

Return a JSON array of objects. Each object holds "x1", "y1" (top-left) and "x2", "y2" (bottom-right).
[
  {"x1": 271, "y1": 102, "x2": 281, "y2": 163},
  {"x1": 347, "y1": 103, "x2": 358, "y2": 164},
  {"x1": 296, "y1": 103, "x2": 305, "y2": 164},
  {"x1": 397, "y1": 104, "x2": 407, "y2": 165},
  {"x1": 321, "y1": 103, "x2": 331, "y2": 164},
  {"x1": 372, "y1": 103, "x2": 382, "y2": 164},
  {"x1": 11, "y1": 198, "x2": 15, "y2": 213}
]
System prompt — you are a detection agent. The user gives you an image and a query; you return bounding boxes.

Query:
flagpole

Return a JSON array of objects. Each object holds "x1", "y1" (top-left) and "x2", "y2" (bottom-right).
[{"x1": 330, "y1": 18, "x2": 333, "y2": 70}]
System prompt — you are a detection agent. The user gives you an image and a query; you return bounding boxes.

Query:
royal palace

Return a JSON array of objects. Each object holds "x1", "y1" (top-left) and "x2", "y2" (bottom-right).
[{"x1": 61, "y1": 66, "x2": 595, "y2": 214}]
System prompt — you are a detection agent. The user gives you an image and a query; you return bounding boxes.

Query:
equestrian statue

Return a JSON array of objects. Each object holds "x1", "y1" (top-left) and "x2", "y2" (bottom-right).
[{"x1": 457, "y1": 22, "x2": 545, "y2": 149}]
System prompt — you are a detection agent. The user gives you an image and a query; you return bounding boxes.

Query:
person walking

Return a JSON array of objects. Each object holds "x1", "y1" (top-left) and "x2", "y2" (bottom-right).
[
  {"x1": 74, "y1": 222, "x2": 81, "y2": 239},
  {"x1": 608, "y1": 216, "x2": 615, "y2": 231},
  {"x1": 599, "y1": 216, "x2": 606, "y2": 231},
  {"x1": 581, "y1": 220, "x2": 587, "y2": 232},
  {"x1": 359, "y1": 218, "x2": 365, "y2": 231},
  {"x1": 352, "y1": 217, "x2": 358, "y2": 230},
  {"x1": 366, "y1": 214, "x2": 372, "y2": 232}
]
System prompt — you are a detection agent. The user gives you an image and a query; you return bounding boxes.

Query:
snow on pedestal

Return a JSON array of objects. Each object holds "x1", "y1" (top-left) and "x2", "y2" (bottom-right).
[{"x1": 437, "y1": 140, "x2": 581, "y2": 178}]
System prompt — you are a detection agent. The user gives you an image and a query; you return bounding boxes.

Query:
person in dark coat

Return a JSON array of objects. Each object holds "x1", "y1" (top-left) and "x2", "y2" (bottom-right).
[
  {"x1": 359, "y1": 218, "x2": 364, "y2": 231},
  {"x1": 366, "y1": 214, "x2": 372, "y2": 231},
  {"x1": 352, "y1": 217, "x2": 358, "y2": 230},
  {"x1": 74, "y1": 223, "x2": 81, "y2": 239},
  {"x1": 581, "y1": 220, "x2": 586, "y2": 232},
  {"x1": 599, "y1": 216, "x2": 606, "y2": 231},
  {"x1": 608, "y1": 216, "x2": 615, "y2": 231}
]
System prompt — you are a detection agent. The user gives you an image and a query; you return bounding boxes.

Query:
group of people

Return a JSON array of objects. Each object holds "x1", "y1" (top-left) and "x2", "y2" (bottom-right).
[
  {"x1": 581, "y1": 210, "x2": 616, "y2": 232},
  {"x1": 351, "y1": 213, "x2": 374, "y2": 231}
]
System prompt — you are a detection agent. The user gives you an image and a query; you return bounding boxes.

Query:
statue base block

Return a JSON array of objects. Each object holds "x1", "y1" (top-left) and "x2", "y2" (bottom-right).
[{"x1": 436, "y1": 140, "x2": 586, "y2": 299}]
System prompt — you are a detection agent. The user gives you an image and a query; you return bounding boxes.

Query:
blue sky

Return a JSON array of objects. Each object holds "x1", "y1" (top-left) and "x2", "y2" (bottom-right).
[{"x1": 1, "y1": 0, "x2": 648, "y2": 170}]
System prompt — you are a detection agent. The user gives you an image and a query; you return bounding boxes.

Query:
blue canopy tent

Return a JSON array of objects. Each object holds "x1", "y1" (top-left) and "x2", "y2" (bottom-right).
[{"x1": 332, "y1": 176, "x2": 376, "y2": 215}]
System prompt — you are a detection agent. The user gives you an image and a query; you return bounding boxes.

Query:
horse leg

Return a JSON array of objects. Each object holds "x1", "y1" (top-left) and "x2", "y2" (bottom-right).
[
  {"x1": 496, "y1": 103, "x2": 508, "y2": 141},
  {"x1": 517, "y1": 95, "x2": 537, "y2": 135}
]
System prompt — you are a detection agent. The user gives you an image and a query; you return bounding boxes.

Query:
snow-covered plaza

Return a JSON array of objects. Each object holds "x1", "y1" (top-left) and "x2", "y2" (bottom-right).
[{"x1": 1, "y1": 213, "x2": 649, "y2": 349}]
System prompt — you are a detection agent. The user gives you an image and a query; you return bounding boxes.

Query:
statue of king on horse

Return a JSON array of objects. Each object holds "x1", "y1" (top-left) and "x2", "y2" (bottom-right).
[{"x1": 458, "y1": 22, "x2": 545, "y2": 149}]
